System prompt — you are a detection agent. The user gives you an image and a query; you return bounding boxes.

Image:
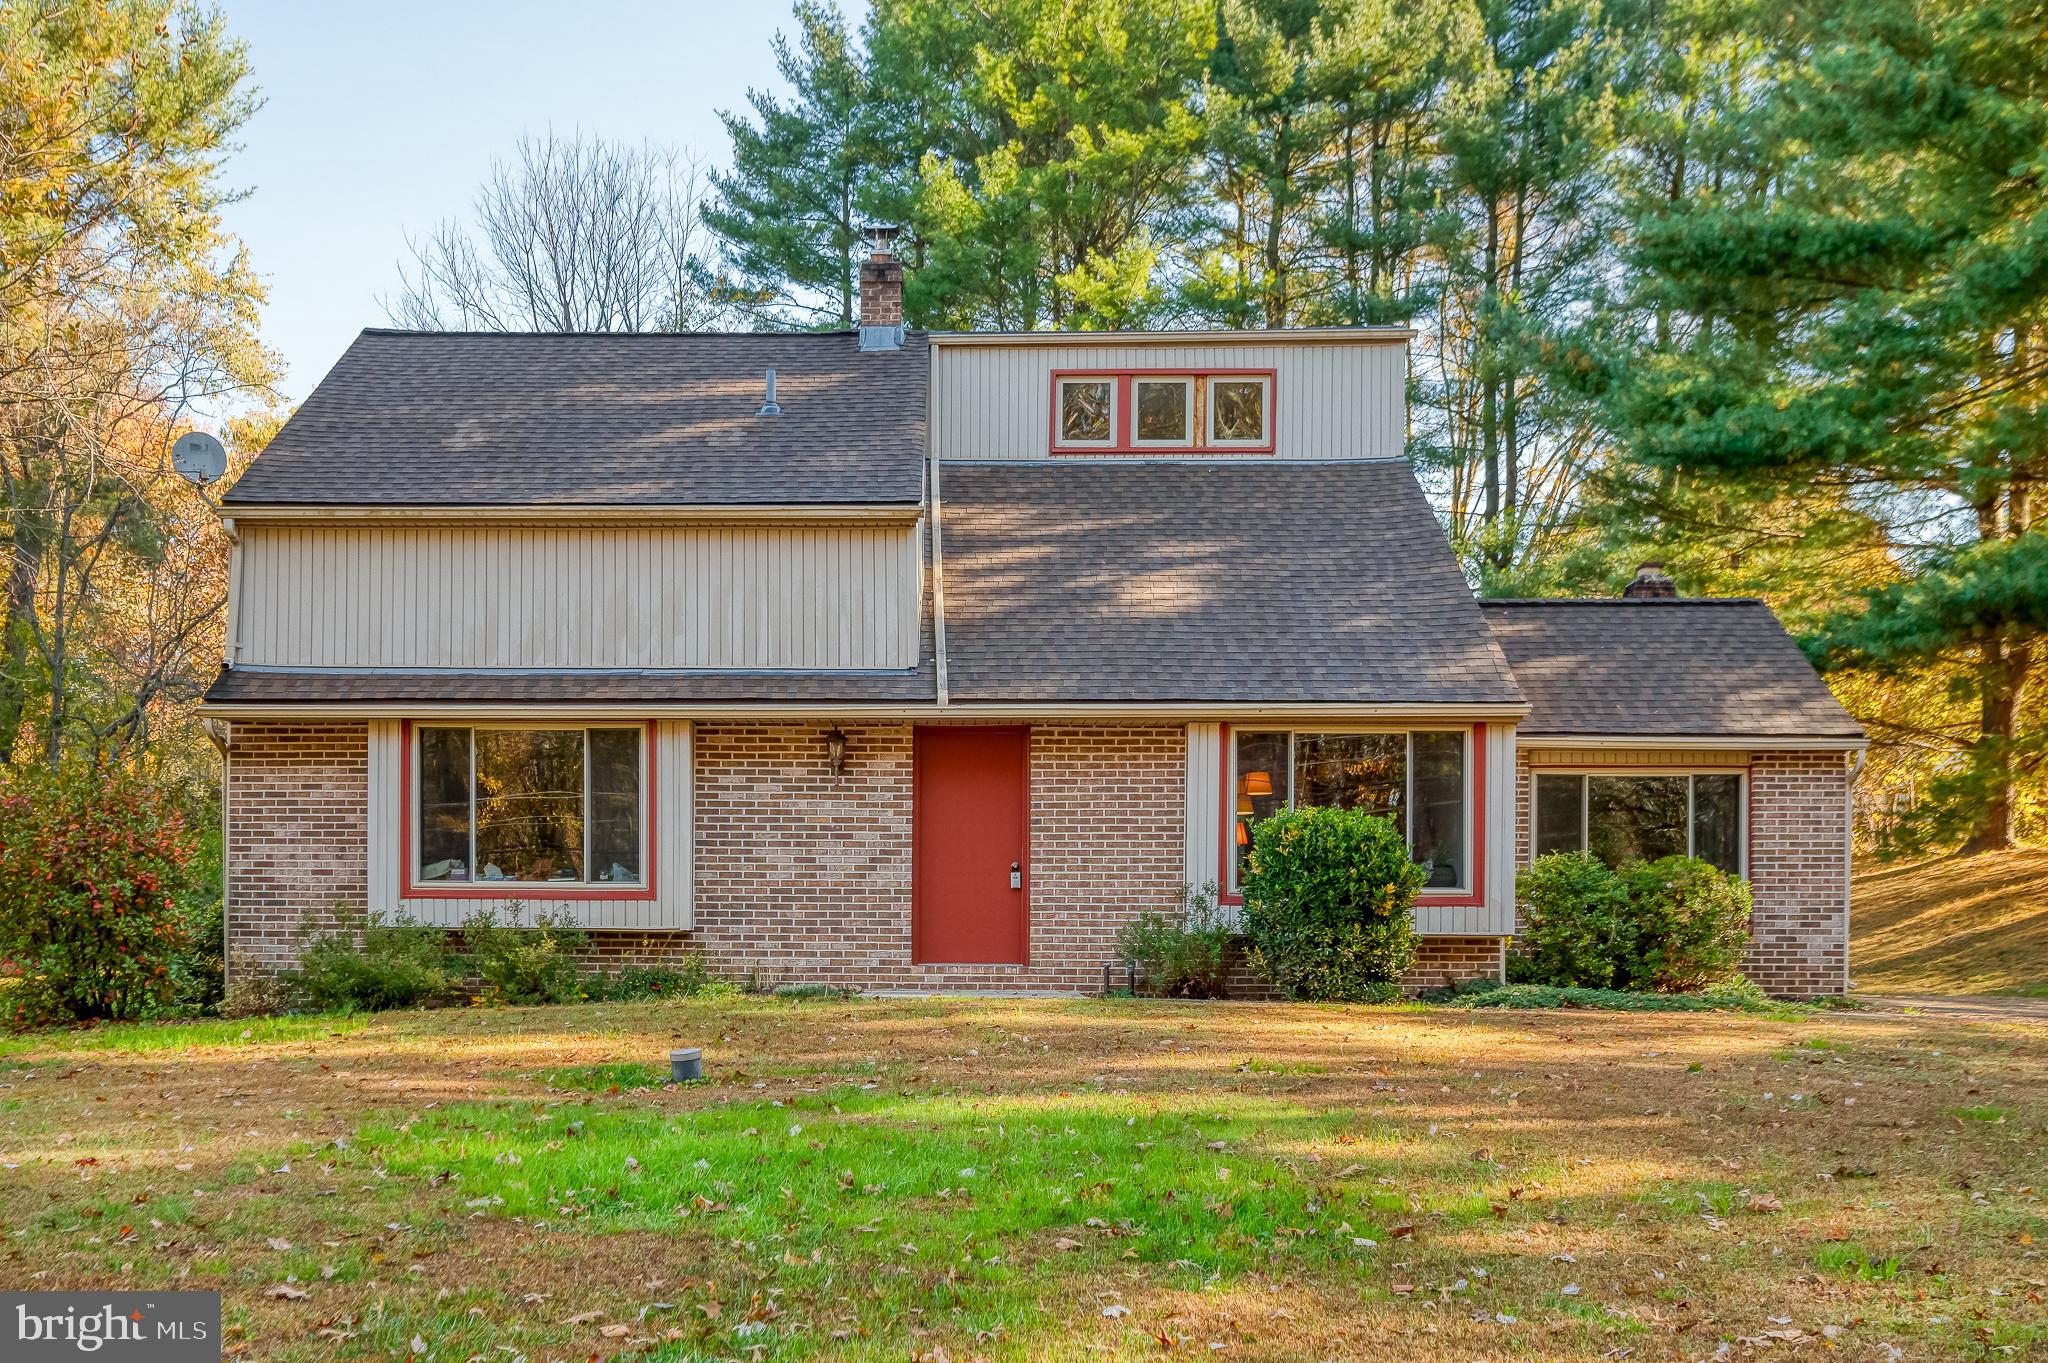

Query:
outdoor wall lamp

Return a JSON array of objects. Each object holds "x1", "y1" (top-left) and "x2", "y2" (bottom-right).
[{"x1": 824, "y1": 725, "x2": 849, "y2": 779}]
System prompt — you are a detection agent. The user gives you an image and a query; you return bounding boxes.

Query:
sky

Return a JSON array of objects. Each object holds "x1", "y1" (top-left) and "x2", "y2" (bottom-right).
[{"x1": 218, "y1": 1, "x2": 841, "y2": 404}]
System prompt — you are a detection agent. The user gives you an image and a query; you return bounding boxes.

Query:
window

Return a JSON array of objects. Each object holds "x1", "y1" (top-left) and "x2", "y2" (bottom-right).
[
  {"x1": 414, "y1": 725, "x2": 645, "y2": 887},
  {"x1": 1057, "y1": 378, "x2": 1114, "y2": 446},
  {"x1": 1209, "y1": 376, "x2": 1270, "y2": 445},
  {"x1": 1233, "y1": 729, "x2": 1468, "y2": 890},
  {"x1": 1133, "y1": 377, "x2": 1193, "y2": 444},
  {"x1": 1049, "y1": 371, "x2": 1275, "y2": 452},
  {"x1": 1533, "y1": 772, "x2": 1744, "y2": 874}
]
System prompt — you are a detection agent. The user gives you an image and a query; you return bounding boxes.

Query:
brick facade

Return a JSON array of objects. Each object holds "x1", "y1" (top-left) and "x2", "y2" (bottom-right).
[
  {"x1": 1512, "y1": 747, "x2": 1851, "y2": 997},
  {"x1": 224, "y1": 723, "x2": 369, "y2": 976},
  {"x1": 224, "y1": 720, "x2": 1186, "y2": 996},
  {"x1": 224, "y1": 724, "x2": 1846, "y2": 1001}
]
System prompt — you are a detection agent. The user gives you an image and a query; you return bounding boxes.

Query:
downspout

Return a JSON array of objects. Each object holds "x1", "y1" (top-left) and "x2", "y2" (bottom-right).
[
  {"x1": 928, "y1": 357, "x2": 951, "y2": 707},
  {"x1": 1844, "y1": 749, "x2": 1866, "y2": 992}
]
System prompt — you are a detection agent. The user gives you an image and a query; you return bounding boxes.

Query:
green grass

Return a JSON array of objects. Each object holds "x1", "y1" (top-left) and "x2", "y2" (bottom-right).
[
  {"x1": 1438, "y1": 982, "x2": 1818, "y2": 1017},
  {"x1": 538, "y1": 1061, "x2": 672, "y2": 1091},
  {"x1": 354, "y1": 1087, "x2": 1381, "y2": 1281},
  {"x1": 1952, "y1": 1104, "x2": 2012, "y2": 1122},
  {"x1": 0, "y1": 1012, "x2": 369, "y2": 1057},
  {"x1": 1812, "y1": 1243, "x2": 1903, "y2": 1282}
]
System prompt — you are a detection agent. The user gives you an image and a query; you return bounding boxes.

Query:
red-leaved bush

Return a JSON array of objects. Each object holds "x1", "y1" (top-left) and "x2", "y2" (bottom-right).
[{"x1": 0, "y1": 767, "x2": 196, "y2": 1027}]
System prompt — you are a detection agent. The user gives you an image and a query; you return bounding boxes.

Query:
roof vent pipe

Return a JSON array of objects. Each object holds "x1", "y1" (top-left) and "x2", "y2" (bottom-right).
[{"x1": 757, "y1": 367, "x2": 782, "y2": 416}]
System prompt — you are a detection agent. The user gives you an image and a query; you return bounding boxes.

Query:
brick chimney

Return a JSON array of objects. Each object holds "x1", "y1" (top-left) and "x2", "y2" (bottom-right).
[
  {"x1": 1622, "y1": 561, "x2": 1678, "y2": 599},
  {"x1": 858, "y1": 225, "x2": 904, "y2": 352}
]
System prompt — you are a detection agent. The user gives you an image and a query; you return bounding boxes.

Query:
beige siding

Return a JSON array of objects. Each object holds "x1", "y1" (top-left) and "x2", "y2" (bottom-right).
[
  {"x1": 933, "y1": 340, "x2": 1406, "y2": 460},
  {"x1": 1182, "y1": 722, "x2": 1223, "y2": 903},
  {"x1": 237, "y1": 523, "x2": 920, "y2": 670}
]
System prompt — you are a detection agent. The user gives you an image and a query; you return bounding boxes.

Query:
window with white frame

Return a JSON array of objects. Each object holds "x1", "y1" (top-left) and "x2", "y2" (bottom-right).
[
  {"x1": 1056, "y1": 377, "x2": 1115, "y2": 447},
  {"x1": 1132, "y1": 377, "x2": 1194, "y2": 444},
  {"x1": 1209, "y1": 375, "x2": 1270, "y2": 446},
  {"x1": 1232, "y1": 729, "x2": 1468, "y2": 890},
  {"x1": 415, "y1": 725, "x2": 646, "y2": 886},
  {"x1": 1533, "y1": 772, "x2": 1743, "y2": 874}
]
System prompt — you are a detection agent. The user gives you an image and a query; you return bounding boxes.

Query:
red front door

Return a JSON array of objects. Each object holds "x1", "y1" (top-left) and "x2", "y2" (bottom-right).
[{"x1": 913, "y1": 726, "x2": 1029, "y2": 964}]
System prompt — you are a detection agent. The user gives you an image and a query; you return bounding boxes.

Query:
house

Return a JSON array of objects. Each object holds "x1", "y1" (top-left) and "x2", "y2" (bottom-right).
[{"x1": 199, "y1": 244, "x2": 1865, "y2": 998}]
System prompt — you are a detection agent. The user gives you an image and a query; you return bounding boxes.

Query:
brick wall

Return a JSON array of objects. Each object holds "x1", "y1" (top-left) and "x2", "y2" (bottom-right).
[
  {"x1": 1511, "y1": 747, "x2": 1852, "y2": 997},
  {"x1": 1745, "y1": 751, "x2": 1851, "y2": 997},
  {"x1": 224, "y1": 720, "x2": 1188, "y2": 995},
  {"x1": 224, "y1": 723, "x2": 369, "y2": 976}
]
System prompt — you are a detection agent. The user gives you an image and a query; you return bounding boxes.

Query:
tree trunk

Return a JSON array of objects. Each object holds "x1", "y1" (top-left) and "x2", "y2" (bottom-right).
[
  {"x1": 1959, "y1": 634, "x2": 2031, "y2": 854},
  {"x1": 0, "y1": 531, "x2": 37, "y2": 764}
]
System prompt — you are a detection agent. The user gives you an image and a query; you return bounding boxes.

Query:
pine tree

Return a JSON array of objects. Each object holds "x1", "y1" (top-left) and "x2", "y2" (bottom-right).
[
  {"x1": 704, "y1": 2, "x2": 879, "y2": 327},
  {"x1": 1603, "y1": 0, "x2": 2048, "y2": 852}
]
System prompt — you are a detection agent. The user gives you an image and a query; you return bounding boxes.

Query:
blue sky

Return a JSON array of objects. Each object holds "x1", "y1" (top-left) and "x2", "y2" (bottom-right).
[{"x1": 219, "y1": 1, "x2": 846, "y2": 403}]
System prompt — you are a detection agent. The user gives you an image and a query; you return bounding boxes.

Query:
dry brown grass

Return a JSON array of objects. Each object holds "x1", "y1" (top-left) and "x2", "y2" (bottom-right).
[
  {"x1": 1854, "y1": 849, "x2": 2048, "y2": 997},
  {"x1": 0, "y1": 996, "x2": 2043, "y2": 1362}
]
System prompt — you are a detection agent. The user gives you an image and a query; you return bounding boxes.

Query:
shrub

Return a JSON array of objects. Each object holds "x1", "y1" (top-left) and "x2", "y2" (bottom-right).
[
  {"x1": 1115, "y1": 882, "x2": 1234, "y2": 998},
  {"x1": 1513, "y1": 852, "x2": 1753, "y2": 992},
  {"x1": 1617, "y1": 856, "x2": 1753, "y2": 992},
  {"x1": 595, "y1": 955, "x2": 729, "y2": 1001},
  {"x1": 0, "y1": 767, "x2": 197, "y2": 1027},
  {"x1": 291, "y1": 905, "x2": 459, "y2": 1011},
  {"x1": 460, "y1": 903, "x2": 589, "y2": 1005},
  {"x1": 1437, "y1": 979, "x2": 1803, "y2": 1015},
  {"x1": 1240, "y1": 806, "x2": 1425, "y2": 1002},
  {"x1": 1514, "y1": 852, "x2": 1631, "y2": 989}
]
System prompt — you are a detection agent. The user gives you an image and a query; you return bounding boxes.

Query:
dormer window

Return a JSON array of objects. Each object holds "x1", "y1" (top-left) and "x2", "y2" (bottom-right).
[
  {"x1": 1050, "y1": 369, "x2": 1275, "y2": 454},
  {"x1": 1057, "y1": 377, "x2": 1115, "y2": 446},
  {"x1": 1133, "y1": 377, "x2": 1193, "y2": 444},
  {"x1": 1209, "y1": 376, "x2": 1271, "y2": 446}
]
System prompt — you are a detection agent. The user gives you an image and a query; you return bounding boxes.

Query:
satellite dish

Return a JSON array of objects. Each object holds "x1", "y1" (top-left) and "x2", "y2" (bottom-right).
[{"x1": 171, "y1": 430, "x2": 227, "y2": 487}]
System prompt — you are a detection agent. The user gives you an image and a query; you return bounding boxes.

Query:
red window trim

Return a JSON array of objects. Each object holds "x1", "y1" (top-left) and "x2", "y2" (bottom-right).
[
  {"x1": 1217, "y1": 722, "x2": 1487, "y2": 908},
  {"x1": 1050, "y1": 368, "x2": 1277, "y2": 456},
  {"x1": 398, "y1": 718, "x2": 659, "y2": 901}
]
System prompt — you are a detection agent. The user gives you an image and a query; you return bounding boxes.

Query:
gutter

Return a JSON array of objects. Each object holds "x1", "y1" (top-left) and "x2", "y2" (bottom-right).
[
  {"x1": 928, "y1": 359, "x2": 951, "y2": 707},
  {"x1": 217, "y1": 502, "x2": 925, "y2": 525},
  {"x1": 196, "y1": 699, "x2": 1534, "y2": 722},
  {"x1": 927, "y1": 326, "x2": 1416, "y2": 346},
  {"x1": 1516, "y1": 733, "x2": 1869, "y2": 752}
]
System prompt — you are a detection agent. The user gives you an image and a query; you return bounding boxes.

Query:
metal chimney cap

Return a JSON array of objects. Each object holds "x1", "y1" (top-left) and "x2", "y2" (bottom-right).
[{"x1": 757, "y1": 367, "x2": 782, "y2": 416}]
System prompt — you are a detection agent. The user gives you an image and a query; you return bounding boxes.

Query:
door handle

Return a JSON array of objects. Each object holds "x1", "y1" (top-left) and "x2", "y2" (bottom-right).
[{"x1": 1009, "y1": 862, "x2": 1022, "y2": 890}]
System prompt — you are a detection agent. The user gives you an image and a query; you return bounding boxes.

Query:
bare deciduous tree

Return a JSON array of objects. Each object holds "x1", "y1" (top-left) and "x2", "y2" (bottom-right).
[{"x1": 385, "y1": 132, "x2": 733, "y2": 333}]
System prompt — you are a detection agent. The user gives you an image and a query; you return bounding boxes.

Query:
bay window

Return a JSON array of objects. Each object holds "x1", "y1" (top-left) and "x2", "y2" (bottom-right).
[
  {"x1": 1232, "y1": 729, "x2": 1469, "y2": 890},
  {"x1": 414, "y1": 724, "x2": 646, "y2": 887},
  {"x1": 1533, "y1": 772, "x2": 1744, "y2": 874}
]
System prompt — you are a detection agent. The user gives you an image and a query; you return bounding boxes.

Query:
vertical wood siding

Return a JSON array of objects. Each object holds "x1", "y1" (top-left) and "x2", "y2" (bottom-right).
[
  {"x1": 932, "y1": 341, "x2": 1407, "y2": 460},
  {"x1": 1412, "y1": 722, "x2": 1518, "y2": 939},
  {"x1": 1182, "y1": 722, "x2": 1223, "y2": 900},
  {"x1": 237, "y1": 524, "x2": 921, "y2": 670},
  {"x1": 369, "y1": 718, "x2": 694, "y2": 930}
]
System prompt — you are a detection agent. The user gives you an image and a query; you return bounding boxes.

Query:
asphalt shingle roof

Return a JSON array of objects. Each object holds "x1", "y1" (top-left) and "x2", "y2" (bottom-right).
[
  {"x1": 224, "y1": 329, "x2": 928, "y2": 507},
  {"x1": 939, "y1": 460, "x2": 1524, "y2": 705},
  {"x1": 1480, "y1": 599, "x2": 1864, "y2": 740}
]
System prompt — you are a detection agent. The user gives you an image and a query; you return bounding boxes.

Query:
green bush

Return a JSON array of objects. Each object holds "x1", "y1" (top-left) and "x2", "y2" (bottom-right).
[
  {"x1": 595, "y1": 955, "x2": 730, "y2": 1001},
  {"x1": 1513, "y1": 852, "x2": 1753, "y2": 992},
  {"x1": 1240, "y1": 806, "x2": 1425, "y2": 1002},
  {"x1": 0, "y1": 767, "x2": 197, "y2": 1027},
  {"x1": 291, "y1": 906, "x2": 459, "y2": 1011},
  {"x1": 1617, "y1": 856, "x2": 1754, "y2": 992},
  {"x1": 1115, "y1": 882, "x2": 1234, "y2": 998},
  {"x1": 460, "y1": 903, "x2": 589, "y2": 1005},
  {"x1": 1514, "y1": 851, "x2": 1632, "y2": 988}
]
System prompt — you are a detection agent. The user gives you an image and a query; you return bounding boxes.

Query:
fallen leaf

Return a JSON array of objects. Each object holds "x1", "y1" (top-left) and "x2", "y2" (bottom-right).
[{"x1": 264, "y1": 1284, "x2": 309, "y2": 1301}]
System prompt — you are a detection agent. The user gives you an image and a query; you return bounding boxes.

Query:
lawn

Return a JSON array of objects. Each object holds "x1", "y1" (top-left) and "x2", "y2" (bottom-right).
[
  {"x1": 1, "y1": 996, "x2": 2042, "y2": 1361},
  {"x1": 1853, "y1": 849, "x2": 2048, "y2": 997}
]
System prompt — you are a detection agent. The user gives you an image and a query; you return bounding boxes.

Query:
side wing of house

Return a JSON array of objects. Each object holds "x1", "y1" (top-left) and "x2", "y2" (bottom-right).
[{"x1": 1483, "y1": 599, "x2": 1867, "y2": 996}]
